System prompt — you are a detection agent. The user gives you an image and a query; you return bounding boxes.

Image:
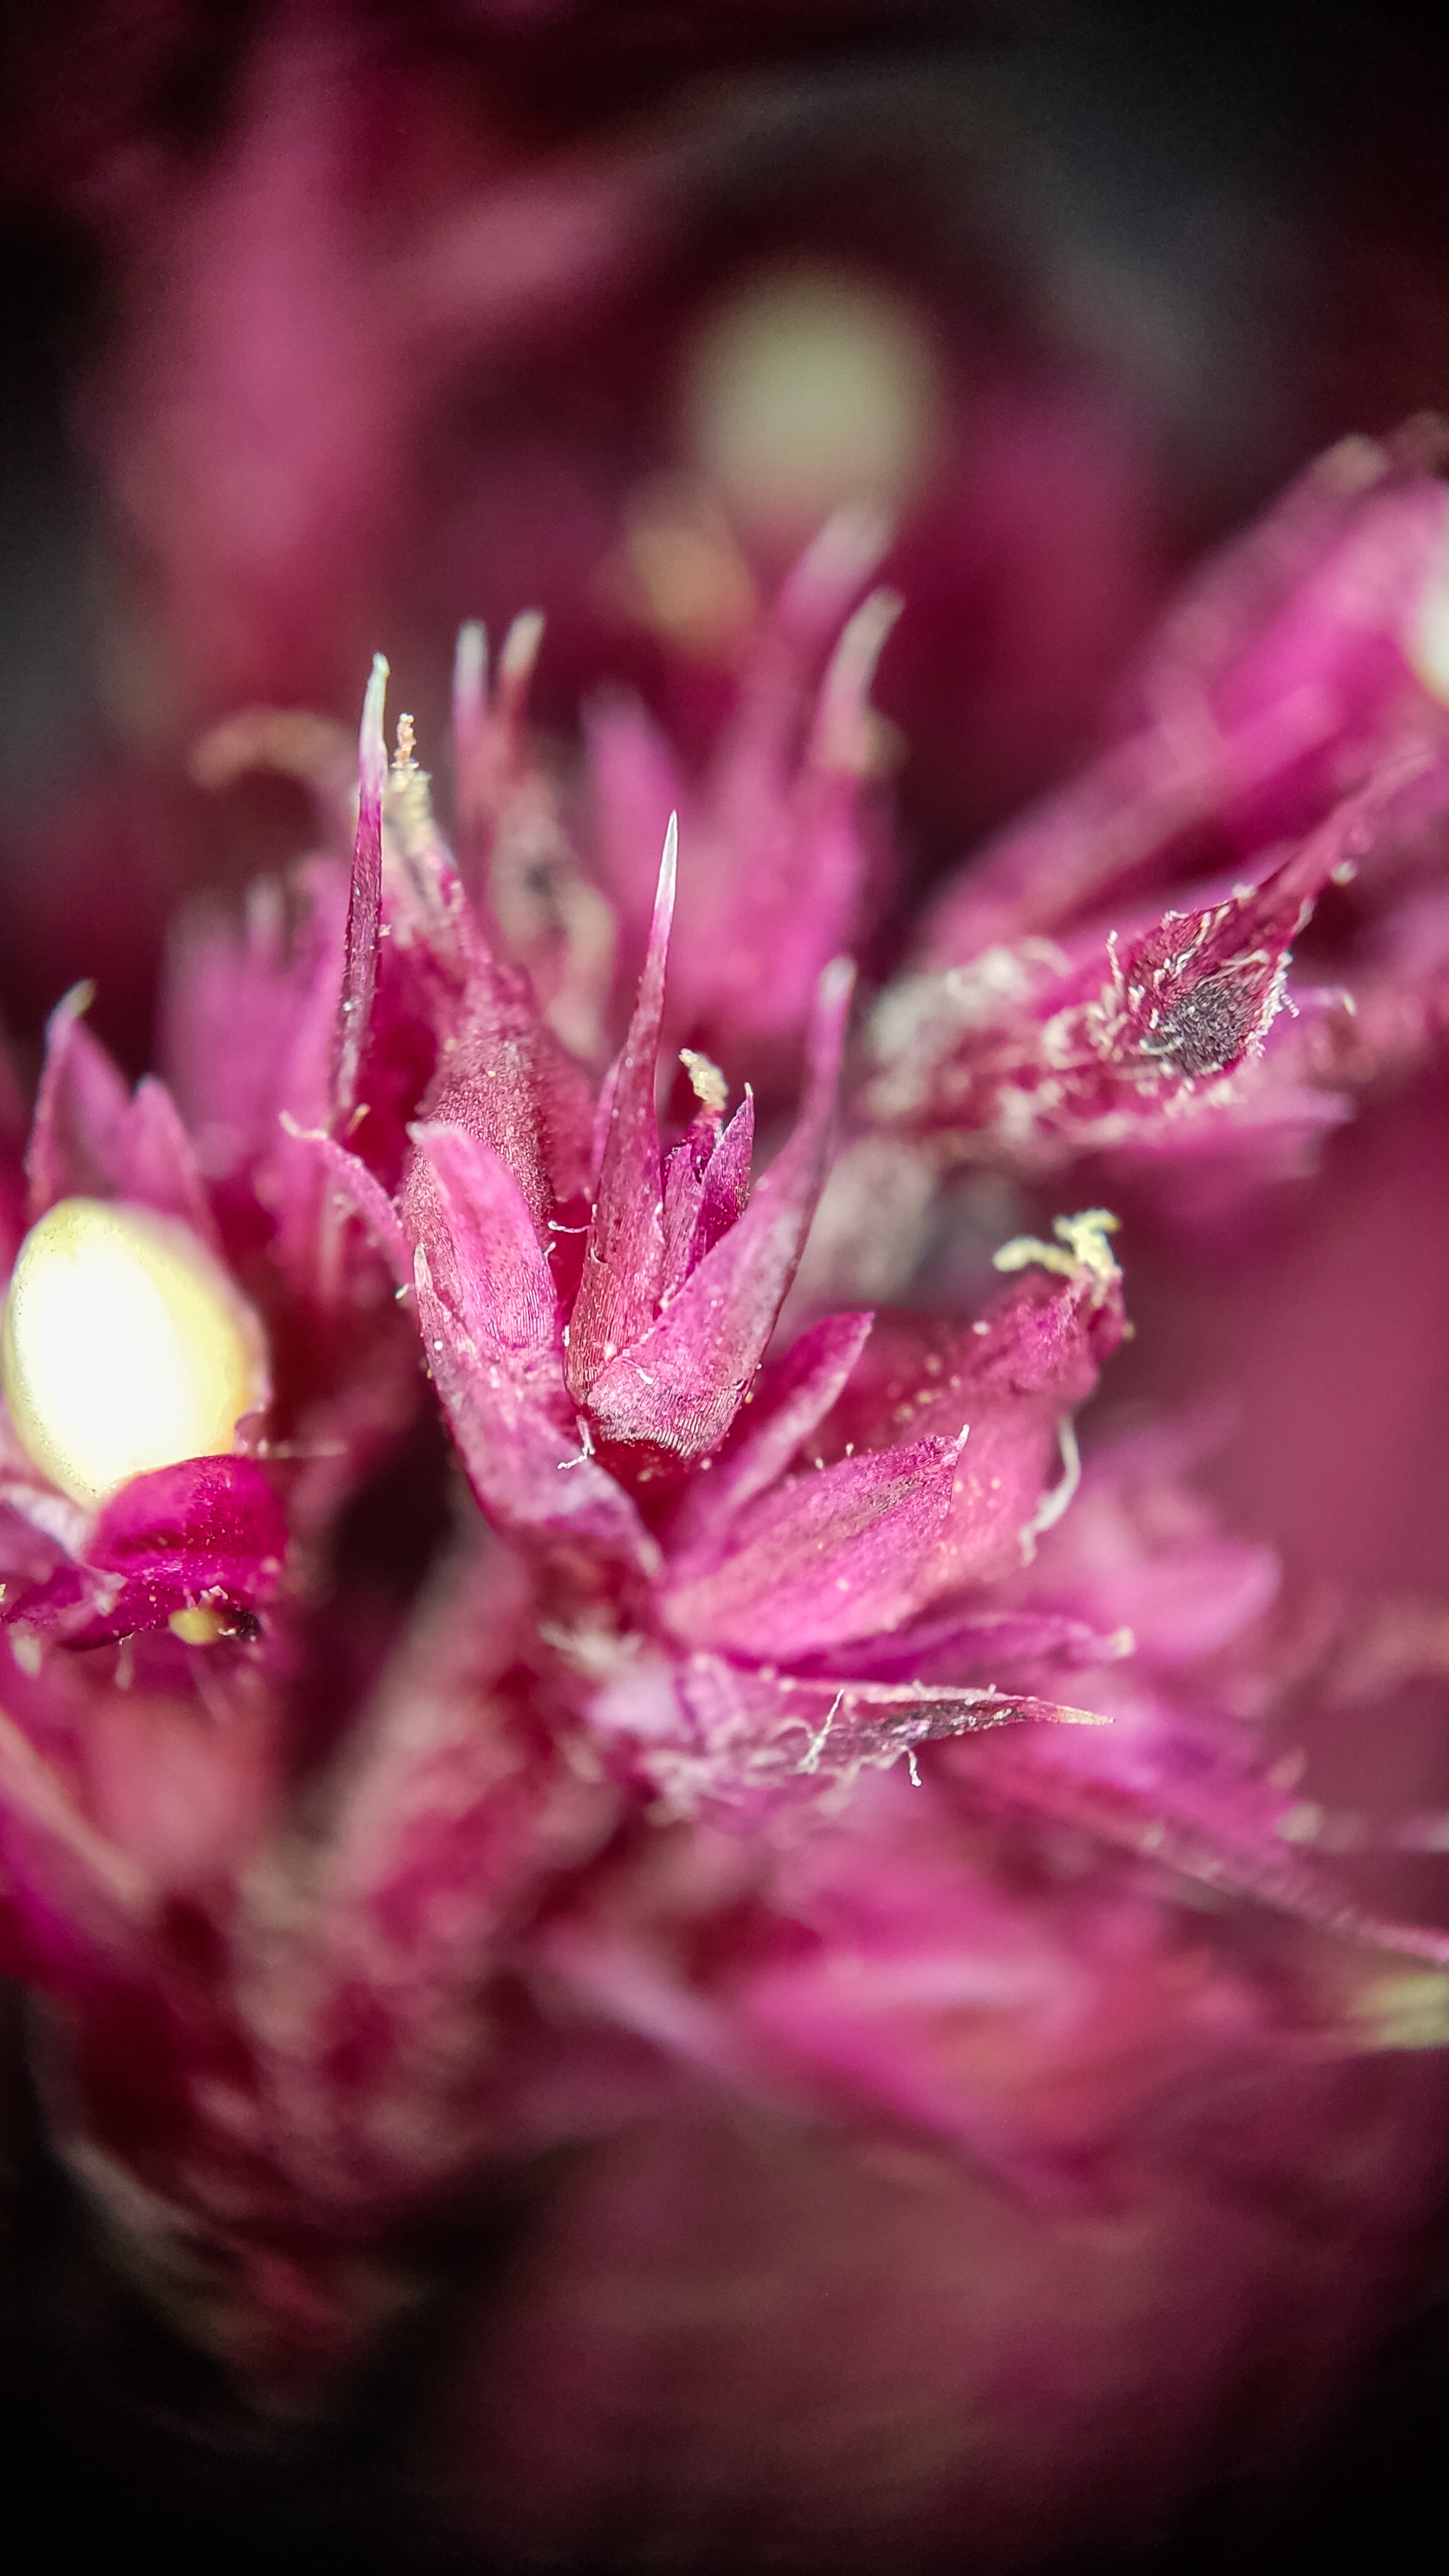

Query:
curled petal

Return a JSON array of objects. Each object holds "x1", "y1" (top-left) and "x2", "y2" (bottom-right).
[{"x1": 4, "y1": 1456, "x2": 287, "y2": 1648}]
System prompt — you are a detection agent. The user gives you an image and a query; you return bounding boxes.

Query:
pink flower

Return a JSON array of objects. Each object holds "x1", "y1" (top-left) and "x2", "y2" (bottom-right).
[{"x1": 2, "y1": 450, "x2": 1449, "y2": 2564}]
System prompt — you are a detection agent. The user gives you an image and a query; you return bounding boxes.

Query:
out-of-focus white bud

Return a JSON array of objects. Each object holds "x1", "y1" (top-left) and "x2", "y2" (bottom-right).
[{"x1": 1, "y1": 1197, "x2": 269, "y2": 1509}]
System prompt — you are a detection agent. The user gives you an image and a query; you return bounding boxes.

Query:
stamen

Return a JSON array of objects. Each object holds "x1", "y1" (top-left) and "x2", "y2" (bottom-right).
[
  {"x1": 679, "y1": 1048, "x2": 729, "y2": 1116},
  {"x1": 993, "y1": 1209, "x2": 1121, "y2": 1298},
  {"x1": 1, "y1": 1198, "x2": 270, "y2": 1509}
]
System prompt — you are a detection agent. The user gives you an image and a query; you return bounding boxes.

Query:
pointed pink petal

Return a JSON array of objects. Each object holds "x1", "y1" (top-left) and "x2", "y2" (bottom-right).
[
  {"x1": 584, "y1": 693, "x2": 687, "y2": 973},
  {"x1": 566, "y1": 821, "x2": 676, "y2": 1398},
  {"x1": 822, "y1": 1269, "x2": 1124, "y2": 1598},
  {"x1": 26, "y1": 988, "x2": 132, "y2": 1217},
  {"x1": 401, "y1": 1125, "x2": 645, "y2": 1555},
  {"x1": 960, "y1": 1734, "x2": 1449, "y2": 1969},
  {"x1": 922, "y1": 446, "x2": 1449, "y2": 960},
  {"x1": 26, "y1": 996, "x2": 224, "y2": 1250},
  {"x1": 800, "y1": 1603, "x2": 1132, "y2": 1685},
  {"x1": 117, "y1": 1078, "x2": 220, "y2": 1243},
  {"x1": 408, "y1": 955, "x2": 596, "y2": 1240},
  {"x1": 691, "y1": 1092, "x2": 754, "y2": 1262},
  {"x1": 332, "y1": 653, "x2": 388, "y2": 1123},
  {"x1": 673, "y1": 1655, "x2": 1096, "y2": 1797},
  {"x1": 656, "y1": 1093, "x2": 753, "y2": 1307},
  {"x1": 873, "y1": 735, "x2": 1449, "y2": 1186},
  {"x1": 658, "y1": 1136, "x2": 707, "y2": 1309}
]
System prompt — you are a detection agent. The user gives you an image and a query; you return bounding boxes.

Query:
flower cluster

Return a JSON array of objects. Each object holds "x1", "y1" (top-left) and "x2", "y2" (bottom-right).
[
  {"x1": 858, "y1": 432, "x2": 1449, "y2": 1201},
  {"x1": 4, "y1": 434, "x2": 1449, "y2": 2555}
]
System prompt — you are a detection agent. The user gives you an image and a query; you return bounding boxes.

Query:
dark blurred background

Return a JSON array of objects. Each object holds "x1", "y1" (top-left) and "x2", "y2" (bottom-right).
[
  {"x1": 4, "y1": 2, "x2": 1449, "y2": 2567},
  {"x1": 3, "y1": 2, "x2": 1449, "y2": 1070}
]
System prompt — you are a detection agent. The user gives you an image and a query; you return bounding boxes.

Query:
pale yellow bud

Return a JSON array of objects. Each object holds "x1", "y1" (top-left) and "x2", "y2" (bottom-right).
[
  {"x1": 1405, "y1": 492, "x2": 1449, "y2": 704},
  {"x1": 1, "y1": 1198, "x2": 269, "y2": 1511},
  {"x1": 682, "y1": 265, "x2": 942, "y2": 544}
]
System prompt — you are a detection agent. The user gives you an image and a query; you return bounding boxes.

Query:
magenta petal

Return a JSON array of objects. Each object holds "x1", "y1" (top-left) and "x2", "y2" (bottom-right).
[
  {"x1": 332, "y1": 654, "x2": 389, "y2": 1122},
  {"x1": 410, "y1": 1123, "x2": 560, "y2": 1361},
  {"x1": 867, "y1": 746, "x2": 1449, "y2": 1181},
  {"x1": 922, "y1": 440, "x2": 1449, "y2": 960},
  {"x1": 961, "y1": 1734, "x2": 1449, "y2": 1970},
  {"x1": 403, "y1": 1127, "x2": 649, "y2": 1555},
  {"x1": 585, "y1": 693, "x2": 687, "y2": 978},
  {"x1": 4, "y1": 1457, "x2": 288, "y2": 1647},
  {"x1": 819, "y1": 1272, "x2": 1123, "y2": 1601},
  {"x1": 1098, "y1": 742, "x2": 1449, "y2": 1095},
  {"x1": 119, "y1": 1078, "x2": 221, "y2": 1242},
  {"x1": 414, "y1": 1250, "x2": 655, "y2": 1570},
  {"x1": 691, "y1": 1092, "x2": 755, "y2": 1262},
  {"x1": 671, "y1": 1310, "x2": 875, "y2": 1548},
  {"x1": 164, "y1": 865, "x2": 348, "y2": 1194},
  {"x1": 658, "y1": 1135, "x2": 707, "y2": 1309},
  {"x1": 673, "y1": 586, "x2": 896, "y2": 1063},
  {"x1": 658, "y1": 1095, "x2": 753, "y2": 1309},
  {"x1": 286, "y1": 1124, "x2": 412, "y2": 1285},
  {"x1": 566, "y1": 822, "x2": 676, "y2": 1398},
  {"x1": 879, "y1": 1282, "x2": 1121, "y2": 1598},
  {"x1": 380, "y1": 780, "x2": 597, "y2": 1250},
  {"x1": 662, "y1": 1429, "x2": 964, "y2": 1660},
  {"x1": 797, "y1": 1604, "x2": 1133, "y2": 1685},
  {"x1": 406, "y1": 950, "x2": 596, "y2": 1238},
  {"x1": 90, "y1": 1454, "x2": 286, "y2": 1579},
  {"x1": 675, "y1": 1655, "x2": 1096, "y2": 1796},
  {"x1": 582, "y1": 959, "x2": 853, "y2": 1459},
  {"x1": 27, "y1": 1000, "x2": 220, "y2": 1243}
]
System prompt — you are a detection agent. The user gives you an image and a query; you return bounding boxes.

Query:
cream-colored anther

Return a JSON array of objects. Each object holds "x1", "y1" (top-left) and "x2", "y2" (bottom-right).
[{"x1": 1, "y1": 1198, "x2": 269, "y2": 1510}]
